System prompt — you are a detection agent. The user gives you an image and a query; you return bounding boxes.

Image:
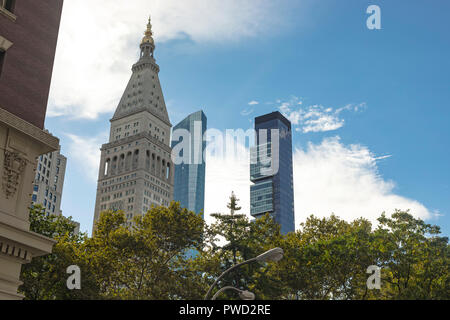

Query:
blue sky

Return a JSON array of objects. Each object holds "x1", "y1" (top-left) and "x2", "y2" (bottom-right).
[{"x1": 44, "y1": 0, "x2": 450, "y2": 236}]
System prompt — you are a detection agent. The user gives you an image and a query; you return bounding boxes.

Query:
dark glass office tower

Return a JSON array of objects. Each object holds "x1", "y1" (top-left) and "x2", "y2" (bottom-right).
[
  {"x1": 250, "y1": 111, "x2": 295, "y2": 234},
  {"x1": 171, "y1": 110, "x2": 207, "y2": 217}
]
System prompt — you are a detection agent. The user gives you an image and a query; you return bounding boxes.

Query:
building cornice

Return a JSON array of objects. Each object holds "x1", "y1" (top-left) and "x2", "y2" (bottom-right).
[
  {"x1": 110, "y1": 108, "x2": 172, "y2": 128},
  {"x1": 0, "y1": 107, "x2": 59, "y2": 152},
  {"x1": 0, "y1": 221, "x2": 56, "y2": 262},
  {"x1": 132, "y1": 59, "x2": 160, "y2": 73},
  {"x1": 102, "y1": 130, "x2": 172, "y2": 154}
]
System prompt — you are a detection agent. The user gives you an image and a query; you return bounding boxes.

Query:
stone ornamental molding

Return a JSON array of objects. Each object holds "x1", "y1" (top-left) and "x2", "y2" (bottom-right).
[
  {"x1": 2, "y1": 150, "x2": 27, "y2": 199},
  {"x1": 0, "y1": 35, "x2": 13, "y2": 51},
  {"x1": 132, "y1": 60, "x2": 160, "y2": 74},
  {"x1": 0, "y1": 107, "x2": 59, "y2": 150},
  {"x1": 102, "y1": 130, "x2": 173, "y2": 154},
  {"x1": 111, "y1": 103, "x2": 172, "y2": 127},
  {"x1": 0, "y1": 239, "x2": 31, "y2": 262}
]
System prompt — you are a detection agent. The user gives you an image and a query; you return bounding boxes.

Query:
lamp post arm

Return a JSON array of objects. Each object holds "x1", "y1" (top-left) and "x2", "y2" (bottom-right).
[
  {"x1": 204, "y1": 257, "x2": 257, "y2": 300},
  {"x1": 211, "y1": 286, "x2": 242, "y2": 300}
]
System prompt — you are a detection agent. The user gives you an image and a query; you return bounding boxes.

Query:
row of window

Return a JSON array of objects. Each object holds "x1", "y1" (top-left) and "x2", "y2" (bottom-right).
[
  {"x1": 143, "y1": 181, "x2": 170, "y2": 198},
  {"x1": 100, "y1": 180, "x2": 137, "y2": 194},
  {"x1": 102, "y1": 173, "x2": 137, "y2": 186},
  {"x1": 37, "y1": 163, "x2": 60, "y2": 176},
  {"x1": 31, "y1": 195, "x2": 57, "y2": 214},
  {"x1": 145, "y1": 174, "x2": 170, "y2": 190},
  {"x1": 103, "y1": 150, "x2": 171, "y2": 180},
  {"x1": 39, "y1": 153, "x2": 62, "y2": 164},
  {"x1": 34, "y1": 174, "x2": 58, "y2": 189},
  {"x1": 107, "y1": 141, "x2": 140, "y2": 155},
  {"x1": 107, "y1": 142, "x2": 168, "y2": 160},
  {"x1": 115, "y1": 130, "x2": 165, "y2": 144}
]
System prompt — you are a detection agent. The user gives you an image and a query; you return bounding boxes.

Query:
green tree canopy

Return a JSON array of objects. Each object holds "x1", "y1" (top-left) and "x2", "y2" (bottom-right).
[{"x1": 20, "y1": 200, "x2": 449, "y2": 300}]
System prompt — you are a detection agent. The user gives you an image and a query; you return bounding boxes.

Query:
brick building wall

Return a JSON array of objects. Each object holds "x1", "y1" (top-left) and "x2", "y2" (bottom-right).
[{"x1": 0, "y1": 0, "x2": 64, "y2": 129}]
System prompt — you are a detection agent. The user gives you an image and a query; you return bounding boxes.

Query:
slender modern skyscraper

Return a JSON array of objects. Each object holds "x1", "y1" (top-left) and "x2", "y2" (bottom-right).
[
  {"x1": 250, "y1": 111, "x2": 295, "y2": 234},
  {"x1": 171, "y1": 110, "x2": 207, "y2": 216}
]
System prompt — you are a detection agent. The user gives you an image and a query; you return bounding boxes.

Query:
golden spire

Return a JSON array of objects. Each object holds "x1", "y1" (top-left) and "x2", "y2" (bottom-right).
[{"x1": 141, "y1": 16, "x2": 154, "y2": 45}]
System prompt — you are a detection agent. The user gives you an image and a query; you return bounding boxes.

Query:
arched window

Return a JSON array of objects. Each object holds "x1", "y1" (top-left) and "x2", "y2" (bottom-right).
[
  {"x1": 125, "y1": 152, "x2": 132, "y2": 171},
  {"x1": 132, "y1": 150, "x2": 139, "y2": 169},
  {"x1": 156, "y1": 156, "x2": 161, "y2": 177},
  {"x1": 119, "y1": 154, "x2": 125, "y2": 173},
  {"x1": 145, "y1": 150, "x2": 150, "y2": 170},
  {"x1": 112, "y1": 156, "x2": 118, "y2": 175},
  {"x1": 104, "y1": 158, "x2": 110, "y2": 176},
  {"x1": 162, "y1": 160, "x2": 166, "y2": 177},
  {"x1": 166, "y1": 163, "x2": 171, "y2": 180}
]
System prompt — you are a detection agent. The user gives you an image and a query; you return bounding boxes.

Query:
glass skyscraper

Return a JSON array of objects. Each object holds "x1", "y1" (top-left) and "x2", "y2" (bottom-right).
[
  {"x1": 250, "y1": 111, "x2": 295, "y2": 234},
  {"x1": 171, "y1": 110, "x2": 207, "y2": 217}
]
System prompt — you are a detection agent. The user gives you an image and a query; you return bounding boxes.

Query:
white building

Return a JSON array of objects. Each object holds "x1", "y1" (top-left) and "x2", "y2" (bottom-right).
[{"x1": 32, "y1": 147, "x2": 67, "y2": 216}]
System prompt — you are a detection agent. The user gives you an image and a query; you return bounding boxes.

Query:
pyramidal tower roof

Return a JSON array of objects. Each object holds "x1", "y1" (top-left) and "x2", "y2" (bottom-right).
[{"x1": 112, "y1": 17, "x2": 171, "y2": 126}]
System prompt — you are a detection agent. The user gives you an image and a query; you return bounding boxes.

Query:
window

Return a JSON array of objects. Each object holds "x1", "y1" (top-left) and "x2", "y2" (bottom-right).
[
  {"x1": 33, "y1": 185, "x2": 39, "y2": 192},
  {"x1": 3, "y1": 0, "x2": 16, "y2": 13},
  {"x1": 0, "y1": 50, "x2": 6, "y2": 77},
  {"x1": 32, "y1": 195, "x2": 37, "y2": 202}
]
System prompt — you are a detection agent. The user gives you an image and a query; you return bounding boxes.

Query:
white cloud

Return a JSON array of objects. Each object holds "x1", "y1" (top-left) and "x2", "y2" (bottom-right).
[
  {"x1": 241, "y1": 108, "x2": 254, "y2": 116},
  {"x1": 66, "y1": 132, "x2": 108, "y2": 183},
  {"x1": 204, "y1": 142, "x2": 251, "y2": 225},
  {"x1": 277, "y1": 97, "x2": 367, "y2": 133},
  {"x1": 248, "y1": 101, "x2": 260, "y2": 106},
  {"x1": 48, "y1": 0, "x2": 292, "y2": 120},
  {"x1": 65, "y1": 130, "x2": 434, "y2": 230},
  {"x1": 204, "y1": 135, "x2": 433, "y2": 229},
  {"x1": 293, "y1": 137, "x2": 431, "y2": 227},
  {"x1": 302, "y1": 108, "x2": 344, "y2": 133}
]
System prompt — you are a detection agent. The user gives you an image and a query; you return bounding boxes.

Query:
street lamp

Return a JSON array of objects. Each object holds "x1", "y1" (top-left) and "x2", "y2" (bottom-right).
[
  {"x1": 211, "y1": 286, "x2": 255, "y2": 300},
  {"x1": 255, "y1": 247, "x2": 284, "y2": 263},
  {"x1": 204, "y1": 247, "x2": 284, "y2": 300}
]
